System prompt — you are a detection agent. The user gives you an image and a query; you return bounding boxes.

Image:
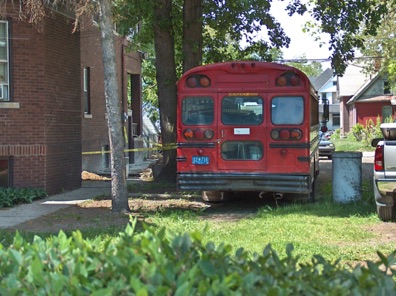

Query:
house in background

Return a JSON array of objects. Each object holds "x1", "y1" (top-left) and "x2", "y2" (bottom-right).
[
  {"x1": 311, "y1": 69, "x2": 339, "y2": 130},
  {"x1": 312, "y1": 62, "x2": 395, "y2": 136},
  {"x1": 345, "y1": 72, "x2": 396, "y2": 128},
  {"x1": 337, "y1": 63, "x2": 371, "y2": 136},
  {"x1": 0, "y1": 4, "x2": 143, "y2": 194}
]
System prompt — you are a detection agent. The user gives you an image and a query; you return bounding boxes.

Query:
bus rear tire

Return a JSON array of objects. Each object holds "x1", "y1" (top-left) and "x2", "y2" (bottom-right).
[{"x1": 202, "y1": 191, "x2": 230, "y2": 202}]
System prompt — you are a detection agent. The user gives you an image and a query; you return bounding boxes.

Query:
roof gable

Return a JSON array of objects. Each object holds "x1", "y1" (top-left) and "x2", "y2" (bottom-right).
[
  {"x1": 311, "y1": 68, "x2": 333, "y2": 91},
  {"x1": 347, "y1": 72, "x2": 392, "y2": 104},
  {"x1": 318, "y1": 75, "x2": 337, "y2": 93},
  {"x1": 338, "y1": 63, "x2": 370, "y2": 97}
]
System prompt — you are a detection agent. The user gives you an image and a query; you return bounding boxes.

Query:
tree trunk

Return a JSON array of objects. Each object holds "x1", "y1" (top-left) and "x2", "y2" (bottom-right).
[
  {"x1": 153, "y1": 0, "x2": 177, "y2": 182},
  {"x1": 183, "y1": 0, "x2": 203, "y2": 72},
  {"x1": 98, "y1": 0, "x2": 130, "y2": 212}
]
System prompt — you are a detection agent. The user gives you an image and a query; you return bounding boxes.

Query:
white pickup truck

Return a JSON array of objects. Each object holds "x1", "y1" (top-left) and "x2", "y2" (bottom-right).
[{"x1": 372, "y1": 120, "x2": 396, "y2": 221}]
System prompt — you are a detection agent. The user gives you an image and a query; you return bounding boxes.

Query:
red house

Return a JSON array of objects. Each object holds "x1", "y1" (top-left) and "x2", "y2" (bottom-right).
[
  {"x1": 344, "y1": 72, "x2": 395, "y2": 129},
  {"x1": 0, "y1": 5, "x2": 143, "y2": 194},
  {"x1": 337, "y1": 63, "x2": 395, "y2": 135}
]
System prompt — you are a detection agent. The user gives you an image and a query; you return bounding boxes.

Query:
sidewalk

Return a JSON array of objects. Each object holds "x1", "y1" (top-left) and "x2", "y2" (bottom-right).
[
  {"x1": 0, "y1": 181, "x2": 112, "y2": 229},
  {"x1": 0, "y1": 161, "x2": 153, "y2": 229}
]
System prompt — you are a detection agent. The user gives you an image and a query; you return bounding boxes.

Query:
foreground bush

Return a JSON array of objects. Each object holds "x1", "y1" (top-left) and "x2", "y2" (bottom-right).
[
  {"x1": 0, "y1": 221, "x2": 395, "y2": 295},
  {"x1": 0, "y1": 188, "x2": 47, "y2": 208}
]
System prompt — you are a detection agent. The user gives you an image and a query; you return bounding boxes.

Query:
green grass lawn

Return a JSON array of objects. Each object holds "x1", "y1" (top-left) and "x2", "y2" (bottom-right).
[
  {"x1": 144, "y1": 182, "x2": 390, "y2": 265},
  {"x1": 0, "y1": 138, "x2": 392, "y2": 267},
  {"x1": 1, "y1": 180, "x2": 392, "y2": 267}
]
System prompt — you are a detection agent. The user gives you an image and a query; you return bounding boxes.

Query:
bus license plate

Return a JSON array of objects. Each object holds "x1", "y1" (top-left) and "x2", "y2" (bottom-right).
[{"x1": 192, "y1": 156, "x2": 209, "y2": 165}]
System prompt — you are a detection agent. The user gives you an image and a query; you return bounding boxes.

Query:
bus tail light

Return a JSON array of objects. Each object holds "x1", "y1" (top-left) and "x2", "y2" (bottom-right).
[
  {"x1": 204, "y1": 129, "x2": 214, "y2": 139},
  {"x1": 183, "y1": 128, "x2": 214, "y2": 140},
  {"x1": 271, "y1": 128, "x2": 302, "y2": 141},
  {"x1": 186, "y1": 75, "x2": 211, "y2": 88},
  {"x1": 374, "y1": 144, "x2": 384, "y2": 171},
  {"x1": 200, "y1": 76, "x2": 211, "y2": 87},
  {"x1": 276, "y1": 72, "x2": 301, "y2": 86},
  {"x1": 290, "y1": 129, "x2": 302, "y2": 140},
  {"x1": 183, "y1": 128, "x2": 194, "y2": 140},
  {"x1": 195, "y1": 129, "x2": 205, "y2": 139}
]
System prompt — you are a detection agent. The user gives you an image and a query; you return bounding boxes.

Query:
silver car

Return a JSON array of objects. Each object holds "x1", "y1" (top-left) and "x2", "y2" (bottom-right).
[{"x1": 319, "y1": 139, "x2": 335, "y2": 160}]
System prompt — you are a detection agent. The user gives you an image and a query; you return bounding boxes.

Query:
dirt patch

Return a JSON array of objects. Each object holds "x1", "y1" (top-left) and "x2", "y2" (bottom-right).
[{"x1": 7, "y1": 155, "x2": 396, "y2": 243}]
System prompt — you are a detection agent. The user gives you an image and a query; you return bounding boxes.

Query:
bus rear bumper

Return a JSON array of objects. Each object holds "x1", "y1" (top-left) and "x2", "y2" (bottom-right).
[{"x1": 177, "y1": 172, "x2": 312, "y2": 194}]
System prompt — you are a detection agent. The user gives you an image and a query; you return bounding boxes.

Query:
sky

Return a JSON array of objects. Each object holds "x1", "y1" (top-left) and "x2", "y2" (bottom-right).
[{"x1": 269, "y1": 0, "x2": 331, "y2": 67}]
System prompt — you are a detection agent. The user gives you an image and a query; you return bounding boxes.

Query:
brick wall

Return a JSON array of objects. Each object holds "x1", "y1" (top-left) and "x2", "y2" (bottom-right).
[
  {"x1": 43, "y1": 14, "x2": 82, "y2": 193},
  {"x1": 0, "y1": 7, "x2": 81, "y2": 194}
]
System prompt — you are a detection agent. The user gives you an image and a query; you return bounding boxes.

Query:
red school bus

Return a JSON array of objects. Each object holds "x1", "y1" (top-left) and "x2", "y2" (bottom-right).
[{"x1": 176, "y1": 61, "x2": 321, "y2": 202}]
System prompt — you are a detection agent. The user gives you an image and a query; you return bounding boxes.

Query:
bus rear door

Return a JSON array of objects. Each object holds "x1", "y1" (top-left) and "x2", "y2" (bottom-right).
[{"x1": 217, "y1": 94, "x2": 265, "y2": 171}]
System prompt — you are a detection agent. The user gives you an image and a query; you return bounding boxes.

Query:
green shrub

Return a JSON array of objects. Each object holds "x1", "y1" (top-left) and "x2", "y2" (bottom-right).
[
  {"x1": 349, "y1": 117, "x2": 384, "y2": 146},
  {"x1": 330, "y1": 128, "x2": 340, "y2": 140},
  {"x1": 0, "y1": 188, "x2": 47, "y2": 208},
  {"x1": 0, "y1": 221, "x2": 395, "y2": 295},
  {"x1": 351, "y1": 123, "x2": 365, "y2": 141}
]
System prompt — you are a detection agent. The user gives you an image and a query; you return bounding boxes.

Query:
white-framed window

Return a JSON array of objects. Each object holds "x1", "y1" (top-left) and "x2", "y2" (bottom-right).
[{"x1": 0, "y1": 21, "x2": 9, "y2": 101}]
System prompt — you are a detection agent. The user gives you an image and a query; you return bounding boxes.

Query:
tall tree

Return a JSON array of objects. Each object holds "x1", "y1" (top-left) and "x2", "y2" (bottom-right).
[
  {"x1": 98, "y1": 0, "x2": 130, "y2": 212},
  {"x1": 18, "y1": 0, "x2": 130, "y2": 213},
  {"x1": 183, "y1": 0, "x2": 202, "y2": 71},
  {"x1": 152, "y1": 0, "x2": 178, "y2": 182},
  {"x1": 287, "y1": 0, "x2": 388, "y2": 75},
  {"x1": 359, "y1": 3, "x2": 396, "y2": 84}
]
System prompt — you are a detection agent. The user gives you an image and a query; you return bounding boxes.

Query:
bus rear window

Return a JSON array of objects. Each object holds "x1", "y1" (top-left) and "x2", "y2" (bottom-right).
[
  {"x1": 271, "y1": 96, "x2": 304, "y2": 125},
  {"x1": 221, "y1": 141, "x2": 263, "y2": 160},
  {"x1": 182, "y1": 97, "x2": 214, "y2": 125},
  {"x1": 222, "y1": 97, "x2": 263, "y2": 125}
]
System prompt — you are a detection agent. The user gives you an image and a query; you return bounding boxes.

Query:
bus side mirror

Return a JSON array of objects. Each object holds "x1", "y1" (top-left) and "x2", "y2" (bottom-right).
[{"x1": 323, "y1": 99, "x2": 329, "y2": 122}]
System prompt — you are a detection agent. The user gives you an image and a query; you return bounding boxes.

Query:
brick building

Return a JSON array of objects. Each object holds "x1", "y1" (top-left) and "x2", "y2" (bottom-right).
[
  {"x1": 80, "y1": 19, "x2": 143, "y2": 175},
  {"x1": 0, "y1": 6, "x2": 143, "y2": 194}
]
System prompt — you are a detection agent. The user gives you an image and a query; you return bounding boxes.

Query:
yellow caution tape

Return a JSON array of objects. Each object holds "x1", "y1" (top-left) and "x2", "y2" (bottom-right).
[{"x1": 82, "y1": 144, "x2": 177, "y2": 155}]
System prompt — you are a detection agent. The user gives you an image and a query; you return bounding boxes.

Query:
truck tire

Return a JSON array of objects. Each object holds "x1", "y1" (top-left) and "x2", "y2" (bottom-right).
[{"x1": 377, "y1": 205, "x2": 394, "y2": 221}]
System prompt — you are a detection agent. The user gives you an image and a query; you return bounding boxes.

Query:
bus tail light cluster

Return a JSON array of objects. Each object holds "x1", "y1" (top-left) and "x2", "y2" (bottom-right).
[
  {"x1": 275, "y1": 72, "x2": 301, "y2": 86},
  {"x1": 186, "y1": 75, "x2": 211, "y2": 88},
  {"x1": 374, "y1": 144, "x2": 384, "y2": 171},
  {"x1": 183, "y1": 128, "x2": 214, "y2": 140},
  {"x1": 271, "y1": 128, "x2": 302, "y2": 140}
]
